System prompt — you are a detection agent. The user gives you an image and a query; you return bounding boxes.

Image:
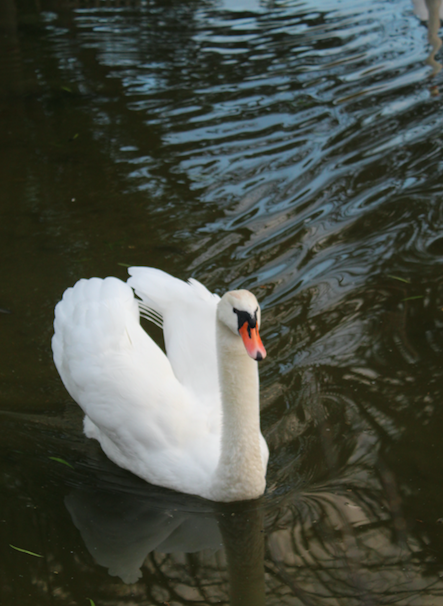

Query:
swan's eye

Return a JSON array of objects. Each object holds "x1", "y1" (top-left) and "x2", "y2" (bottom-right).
[{"x1": 233, "y1": 308, "x2": 256, "y2": 333}]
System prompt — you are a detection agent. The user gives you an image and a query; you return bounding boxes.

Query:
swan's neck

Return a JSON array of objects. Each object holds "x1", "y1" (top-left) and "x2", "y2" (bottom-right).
[{"x1": 210, "y1": 320, "x2": 266, "y2": 502}]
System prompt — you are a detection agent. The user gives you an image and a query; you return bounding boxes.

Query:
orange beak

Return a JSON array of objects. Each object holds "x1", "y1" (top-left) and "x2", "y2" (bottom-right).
[{"x1": 239, "y1": 323, "x2": 267, "y2": 361}]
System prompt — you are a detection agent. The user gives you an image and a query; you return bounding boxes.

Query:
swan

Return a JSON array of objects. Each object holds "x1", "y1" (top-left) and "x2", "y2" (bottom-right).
[{"x1": 52, "y1": 267, "x2": 269, "y2": 502}]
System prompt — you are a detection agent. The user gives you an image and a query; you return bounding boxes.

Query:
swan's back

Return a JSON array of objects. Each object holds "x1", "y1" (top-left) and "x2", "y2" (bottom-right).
[{"x1": 52, "y1": 275, "x2": 221, "y2": 496}]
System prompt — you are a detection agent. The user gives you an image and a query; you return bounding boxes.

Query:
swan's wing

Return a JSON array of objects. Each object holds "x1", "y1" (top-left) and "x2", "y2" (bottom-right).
[
  {"x1": 52, "y1": 277, "x2": 219, "y2": 490},
  {"x1": 127, "y1": 267, "x2": 221, "y2": 401},
  {"x1": 52, "y1": 277, "x2": 180, "y2": 435}
]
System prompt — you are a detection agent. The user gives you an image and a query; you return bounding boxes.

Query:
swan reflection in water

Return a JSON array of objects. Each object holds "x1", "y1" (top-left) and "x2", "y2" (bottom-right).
[
  {"x1": 64, "y1": 449, "x2": 443, "y2": 605},
  {"x1": 65, "y1": 476, "x2": 266, "y2": 606}
]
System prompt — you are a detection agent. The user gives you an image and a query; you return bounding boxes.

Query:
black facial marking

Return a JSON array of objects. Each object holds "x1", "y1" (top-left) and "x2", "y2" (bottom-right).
[{"x1": 233, "y1": 307, "x2": 258, "y2": 335}]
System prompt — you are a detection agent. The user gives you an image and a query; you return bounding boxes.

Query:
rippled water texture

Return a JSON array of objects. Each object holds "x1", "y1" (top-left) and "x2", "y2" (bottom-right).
[{"x1": 1, "y1": 0, "x2": 443, "y2": 604}]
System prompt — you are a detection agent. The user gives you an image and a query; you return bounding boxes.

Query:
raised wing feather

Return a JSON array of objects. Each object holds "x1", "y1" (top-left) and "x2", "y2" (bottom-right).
[{"x1": 127, "y1": 267, "x2": 221, "y2": 402}]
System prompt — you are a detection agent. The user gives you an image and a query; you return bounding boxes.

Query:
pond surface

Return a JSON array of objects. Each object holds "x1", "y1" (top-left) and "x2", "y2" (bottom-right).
[{"x1": 1, "y1": 0, "x2": 443, "y2": 604}]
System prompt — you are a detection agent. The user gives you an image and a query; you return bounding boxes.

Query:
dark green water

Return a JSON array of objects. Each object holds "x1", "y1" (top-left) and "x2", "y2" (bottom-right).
[{"x1": 1, "y1": 0, "x2": 443, "y2": 604}]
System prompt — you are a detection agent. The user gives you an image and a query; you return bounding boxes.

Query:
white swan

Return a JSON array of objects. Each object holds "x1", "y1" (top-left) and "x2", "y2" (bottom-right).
[{"x1": 52, "y1": 267, "x2": 269, "y2": 502}]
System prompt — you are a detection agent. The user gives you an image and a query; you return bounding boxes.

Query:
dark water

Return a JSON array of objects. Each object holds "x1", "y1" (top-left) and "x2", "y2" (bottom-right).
[{"x1": 1, "y1": 0, "x2": 443, "y2": 603}]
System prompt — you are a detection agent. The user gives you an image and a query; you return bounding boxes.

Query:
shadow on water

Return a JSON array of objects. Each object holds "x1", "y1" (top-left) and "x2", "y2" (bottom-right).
[{"x1": 1, "y1": 0, "x2": 443, "y2": 603}]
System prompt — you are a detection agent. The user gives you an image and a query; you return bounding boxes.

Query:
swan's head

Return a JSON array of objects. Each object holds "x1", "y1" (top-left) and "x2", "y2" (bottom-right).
[{"x1": 217, "y1": 290, "x2": 267, "y2": 361}]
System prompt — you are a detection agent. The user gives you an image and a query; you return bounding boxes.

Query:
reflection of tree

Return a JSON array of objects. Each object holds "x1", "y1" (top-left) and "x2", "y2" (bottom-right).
[
  {"x1": 258, "y1": 271, "x2": 443, "y2": 602},
  {"x1": 265, "y1": 493, "x2": 443, "y2": 605}
]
